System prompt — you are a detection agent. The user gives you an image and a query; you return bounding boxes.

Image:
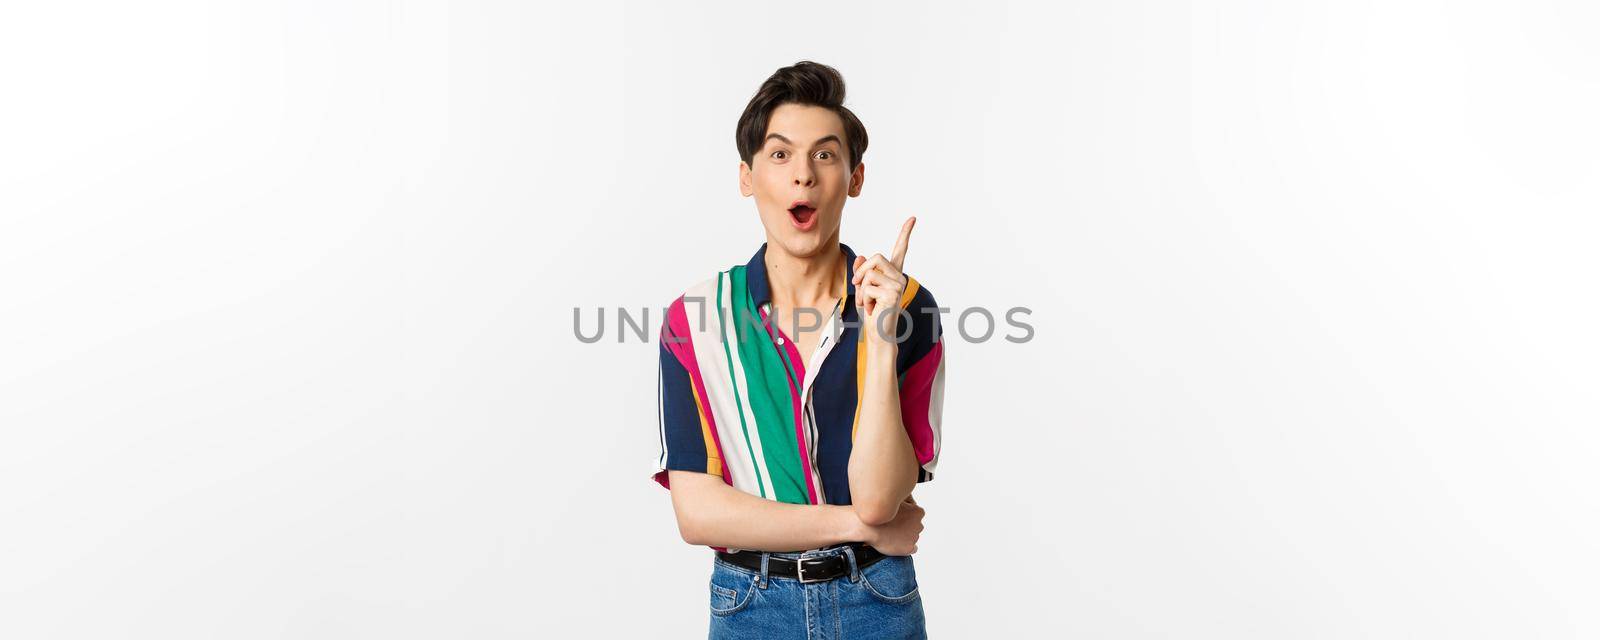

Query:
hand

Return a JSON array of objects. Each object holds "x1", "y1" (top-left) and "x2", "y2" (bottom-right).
[
  {"x1": 851, "y1": 217, "x2": 915, "y2": 354},
  {"x1": 858, "y1": 495, "x2": 924, "y2": 556}
]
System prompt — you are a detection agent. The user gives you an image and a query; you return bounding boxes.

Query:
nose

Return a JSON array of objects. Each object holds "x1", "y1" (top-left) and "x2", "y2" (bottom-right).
[{"x1": 792, "y1": 162, "x2": 815, "y2": 188}]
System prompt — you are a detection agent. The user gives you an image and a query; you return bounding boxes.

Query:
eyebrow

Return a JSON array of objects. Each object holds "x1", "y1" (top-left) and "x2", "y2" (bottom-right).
[{"x1": 764, "y1": 133, "x2": 842, "y2": 149}]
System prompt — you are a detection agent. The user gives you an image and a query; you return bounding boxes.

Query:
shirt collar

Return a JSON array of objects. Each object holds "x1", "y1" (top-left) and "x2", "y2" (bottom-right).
[{"x1": 745, "y1": 241, "x2": 858, "y2": 308}]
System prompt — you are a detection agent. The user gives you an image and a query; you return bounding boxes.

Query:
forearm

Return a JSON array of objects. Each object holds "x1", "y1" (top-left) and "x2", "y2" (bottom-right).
[
  {"x1": 670, "y1": 470, "x2": 865, "y2": 551},
  {"x1": 847, "y1": 346, "x2": 919, "y2": 525}
]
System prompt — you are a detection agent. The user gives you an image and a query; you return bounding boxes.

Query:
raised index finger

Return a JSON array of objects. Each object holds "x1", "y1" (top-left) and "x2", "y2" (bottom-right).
[{"x1": 889, "y1": 216, "x2": 916, "y2": 271}]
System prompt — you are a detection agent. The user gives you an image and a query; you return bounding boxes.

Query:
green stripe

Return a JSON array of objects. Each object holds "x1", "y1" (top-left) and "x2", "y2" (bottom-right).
[
  {"x1": 765, "y1": 303, "x2": 803, "y2": 397},
  {"x1": 728, "y1": 266, "x2": 808, "y2": 504},
  {"x1": 716, "y1": 271, "x2": 767, "y2": 499}
]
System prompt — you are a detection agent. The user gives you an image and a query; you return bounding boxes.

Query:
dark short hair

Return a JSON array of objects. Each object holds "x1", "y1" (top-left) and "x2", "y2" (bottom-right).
[{"x1": 735, "y1": 61, "x2": 868, "y2": 171}]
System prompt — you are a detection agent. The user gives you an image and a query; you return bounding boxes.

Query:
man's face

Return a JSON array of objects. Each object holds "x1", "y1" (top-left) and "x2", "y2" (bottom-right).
[{"x1": 740, "y1": 103, "x2": 864, "y2": 259}]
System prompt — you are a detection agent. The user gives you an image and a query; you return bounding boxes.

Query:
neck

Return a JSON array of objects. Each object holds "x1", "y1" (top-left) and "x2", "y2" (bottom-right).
[{"x1": 764, "y1": 233, "x2": 845, "y2": 310}]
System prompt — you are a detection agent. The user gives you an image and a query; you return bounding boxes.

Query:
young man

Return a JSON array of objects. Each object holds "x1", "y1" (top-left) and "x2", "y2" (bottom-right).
[{"x1": 652, "y1": 61, "x2": 947, "y2": 639}]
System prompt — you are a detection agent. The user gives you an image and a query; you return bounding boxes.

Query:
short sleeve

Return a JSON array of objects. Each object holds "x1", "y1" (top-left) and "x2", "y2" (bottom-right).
[
  {"x1": 895, "y1": 279, "x2": 946, "y2": 483},
  {"x1": 652, "y1": 298, "x2": 724, "y2": 489}
]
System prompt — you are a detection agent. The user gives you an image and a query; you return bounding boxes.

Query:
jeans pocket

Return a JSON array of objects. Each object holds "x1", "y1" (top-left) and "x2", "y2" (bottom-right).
[
  {"x1": 859, "y1": 554, "x2": 921, "y2": 604},
  {"x1": 709, "y1": 560, "x2": 759, "y2": 616}
]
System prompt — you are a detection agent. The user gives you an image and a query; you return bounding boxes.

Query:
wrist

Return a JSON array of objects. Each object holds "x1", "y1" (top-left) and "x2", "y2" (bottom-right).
[
  {"x1": 864, "y1": 340, "x2": 898, "y2": 366},
  {"x1": 829, "y1": 504, "x2": 871, "y2": 544}
]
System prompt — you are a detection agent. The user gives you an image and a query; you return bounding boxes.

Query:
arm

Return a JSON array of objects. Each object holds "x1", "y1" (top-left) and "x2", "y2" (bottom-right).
[
  {"x1": 847, "y1": 345, "x2": 921, "y2": 526},
  {"x1": 668, "y1": 470, "x2": 925, "y2": 554},
  {"x1": 847, "y1": 220, "x2": 926, "y2": 526},
  {"x1": 668, "y1": 470, "x2": 863, "y2": 551}
]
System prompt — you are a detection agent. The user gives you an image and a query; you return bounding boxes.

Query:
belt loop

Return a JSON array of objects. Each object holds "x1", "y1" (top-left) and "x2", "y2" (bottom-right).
[
  {"x1": 758, "y1": 552, "x2": 770, "y2": 589},
  {"x1": 841, "y1": 545, "x2": 861, "y2": 583}
]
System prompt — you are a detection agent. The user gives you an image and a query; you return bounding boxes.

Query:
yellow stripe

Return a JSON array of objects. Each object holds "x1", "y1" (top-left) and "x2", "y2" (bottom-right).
[
  {"x1": 898, "y1": 276, "x2": 921, "y2": 309},
  {"x1": 689, "y1": 381, "x2": 723, "y2": 477},
  {"x1": 852, "y1": 328, "x2": 867, "y2": 442},
  {"x1": 849, "y1": 260, "x2": 866, "y2": 443},
  {"x1": 853, "y1": 276, "x2": 920, "y2": 442}
]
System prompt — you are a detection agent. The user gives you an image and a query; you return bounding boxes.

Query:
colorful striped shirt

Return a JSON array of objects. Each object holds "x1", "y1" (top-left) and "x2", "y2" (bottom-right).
[{"x1": 652, "y1": 241, "x2": 946, "y2": 547}]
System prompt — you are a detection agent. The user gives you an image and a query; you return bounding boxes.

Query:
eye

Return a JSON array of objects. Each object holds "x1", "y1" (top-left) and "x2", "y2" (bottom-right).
[
  {"x1": 770, "y1": 150, "x2": 787, "y2": 160},
  {"x1": 816, "y1": 150, "x2": 834, "y2": 160}
]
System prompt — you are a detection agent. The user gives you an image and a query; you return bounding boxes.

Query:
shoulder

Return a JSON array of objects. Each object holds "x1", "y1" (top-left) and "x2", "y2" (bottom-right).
[
  {"x1": 899, "y1": 274, "x2": 941, "y2": 315},
  {"x1": 657, "y1": 266, "x2": 737, "y2": 344},
  {"x1": 664, "y1": 273, "x2": 722, "y2": 309},
  {"x1": 898, "y1": 274, "x2": 944, "y2": 338},
  {"x1": 894, "y1": 274, "x2": 946, "y2": 369}
]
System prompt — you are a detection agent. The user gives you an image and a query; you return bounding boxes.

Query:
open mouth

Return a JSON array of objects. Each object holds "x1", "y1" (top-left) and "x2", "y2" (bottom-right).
[{"x1": 788, "y1": 200, "x2": 818, "y2": 229}]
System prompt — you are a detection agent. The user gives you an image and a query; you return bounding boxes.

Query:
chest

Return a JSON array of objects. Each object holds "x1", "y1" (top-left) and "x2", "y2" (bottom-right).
[
  {"x1": 682, "y1": 275, "x2": 865, "y2": 506},
  {"x1": 767, "y1": 301, "x2": 840, "y2": 374}
]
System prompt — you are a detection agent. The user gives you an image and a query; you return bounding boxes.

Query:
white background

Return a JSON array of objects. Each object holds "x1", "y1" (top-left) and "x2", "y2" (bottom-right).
[{"x1": 3, "y1": 1, "x2": 1597, "y2": 637}]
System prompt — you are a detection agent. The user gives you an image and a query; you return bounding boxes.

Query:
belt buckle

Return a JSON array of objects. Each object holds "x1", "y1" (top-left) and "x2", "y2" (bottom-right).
[{"x1": 796, "y1": 558, "x2": 825, "y2": 584}]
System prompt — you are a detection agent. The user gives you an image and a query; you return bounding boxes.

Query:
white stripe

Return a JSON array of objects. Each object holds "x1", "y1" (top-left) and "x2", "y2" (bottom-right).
[
  {"x1": 798, "y1": 304, "x2": 843, "y2": 502},
  {"x1": 923, "y1": 338, "x2": 946, "y2": 476},
  {"x1": 655, "y1": 351, "x2": 667, "y2": 474},
  {"x1": 684, "y1": 275, "x2": 763, "y2": 497},
  {"x1": 718, "y1": 271, "x2": 777, "y2": 498},
  {"x1": 805, "y1": 404, "x2": 826, "y2": 504}
]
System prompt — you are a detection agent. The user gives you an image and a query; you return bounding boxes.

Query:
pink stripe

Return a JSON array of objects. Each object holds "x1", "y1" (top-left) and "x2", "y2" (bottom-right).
[
  {"x1": 899, "y1": 339, "x2": 943, "y2": 466},
  {"x1": 759, "y1": 305, "x2": 819, "y2": 505},
  {"x1": 665, "y1": 297, "x2": 732, "y2": 485}
]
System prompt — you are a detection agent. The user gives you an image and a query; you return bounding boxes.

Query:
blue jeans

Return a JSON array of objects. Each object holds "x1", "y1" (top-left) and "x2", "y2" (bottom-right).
[{"x1": 707, "y1": 545, "x2": 927, "y2": 639}]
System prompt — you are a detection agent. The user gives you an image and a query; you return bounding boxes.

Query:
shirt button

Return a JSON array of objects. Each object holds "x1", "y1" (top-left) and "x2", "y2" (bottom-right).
[{"x1": 776, "y1": 337, "x2": 785, "y2": 345}]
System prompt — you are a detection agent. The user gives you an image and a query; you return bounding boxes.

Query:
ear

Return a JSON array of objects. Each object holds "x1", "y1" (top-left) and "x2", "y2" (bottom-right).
[
  {"x1": 847, "y1": 161, "x2": 865, "y2": 197},
  {"x1": 739, "y1": 161, "x2": 754, "y2": 197}
]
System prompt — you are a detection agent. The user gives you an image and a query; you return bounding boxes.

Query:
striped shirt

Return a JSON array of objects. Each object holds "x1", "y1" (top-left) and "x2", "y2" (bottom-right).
[{"x1": 652, "y1": 241, "x2": 946, "y2": 545}]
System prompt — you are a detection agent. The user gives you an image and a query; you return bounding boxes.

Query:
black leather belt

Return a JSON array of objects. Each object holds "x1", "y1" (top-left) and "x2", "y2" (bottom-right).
[{"x1": 715, "y1": 543, "x2": 887, "y2": 584}]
